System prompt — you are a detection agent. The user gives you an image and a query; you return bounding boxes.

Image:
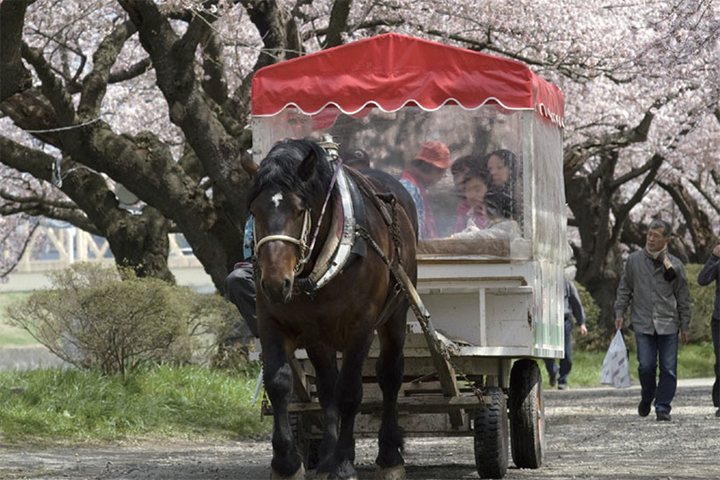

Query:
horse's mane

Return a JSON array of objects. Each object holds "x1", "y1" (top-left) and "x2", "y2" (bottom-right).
[{"x1": 247, "y1": 138, "x2": 334, "y2": 209}]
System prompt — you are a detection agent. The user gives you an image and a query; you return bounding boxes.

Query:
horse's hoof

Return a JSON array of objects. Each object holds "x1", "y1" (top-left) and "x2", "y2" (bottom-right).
[
  {"x1": 375, "y1": 464, "x2": 406, "y2": 480},
  {"x1": 271, "y1": 464, "x2": 305, "y2": 479}
]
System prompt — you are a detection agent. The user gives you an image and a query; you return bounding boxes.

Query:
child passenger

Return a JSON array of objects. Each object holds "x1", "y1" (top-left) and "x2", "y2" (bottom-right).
[
  {"x1": 452, "y1": 189, "x2": 520, "y2": 240},
  {"x1": 454, "y1": 164, "x2": 490, "y2": 233}
]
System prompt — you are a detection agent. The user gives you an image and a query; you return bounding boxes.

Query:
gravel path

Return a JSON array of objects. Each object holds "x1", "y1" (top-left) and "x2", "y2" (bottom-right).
[{"x1": 1, "y1": 377, "x2": 718, "y2": 479}]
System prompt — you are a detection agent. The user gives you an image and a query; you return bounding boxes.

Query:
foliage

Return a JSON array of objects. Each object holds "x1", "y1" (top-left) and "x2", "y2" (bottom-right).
[
  {"x1": 4, "y1": 263, "x2": 233, "y2": 375},
  {"x1": 0, "y1": 362, "x2": 268, "y2": 443},
  {"x1": 685, "y1": 263, "x2": 717, "y2": 343}
]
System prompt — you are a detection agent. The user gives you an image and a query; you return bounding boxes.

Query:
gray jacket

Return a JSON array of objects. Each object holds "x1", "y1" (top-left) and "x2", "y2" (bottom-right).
[
  {"x1": 614, "y1": 249, "x2": 691, "y2": 335},
  {"x1": 697, "y1": 253, "x2": 720, "y2": 321}
]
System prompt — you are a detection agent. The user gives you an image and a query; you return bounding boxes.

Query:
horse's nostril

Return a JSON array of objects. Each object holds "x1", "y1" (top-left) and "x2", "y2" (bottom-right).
[{"x1": 283, "y1": 278, "x2": 292, "y2": 292}]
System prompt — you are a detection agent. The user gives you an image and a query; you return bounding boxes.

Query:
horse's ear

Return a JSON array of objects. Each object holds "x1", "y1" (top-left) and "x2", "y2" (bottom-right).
[
  {"x1": 241, "y1": 151, "x2": 258, "y2": 178},
  {"x1": 298, "y1": 149, "x2": 318, "y2": 182}
]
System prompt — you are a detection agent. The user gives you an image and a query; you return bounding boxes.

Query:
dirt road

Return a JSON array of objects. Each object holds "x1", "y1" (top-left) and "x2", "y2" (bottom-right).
[{"x1": 1, "y1": 378, "x2": 718, "y2": 479}]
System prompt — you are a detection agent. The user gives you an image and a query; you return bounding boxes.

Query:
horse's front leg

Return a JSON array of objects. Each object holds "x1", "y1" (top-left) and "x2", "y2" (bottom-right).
[
  {"x1": 374, "y1": 308, "x2": 408, "y2": 480},
  {"x1": 329, "y1": 333, "x2": 374, "y2": 480},
  {"x1": 261, "y1": 329, "x2": 304, "y2": 479},
  {"x1": 305, "y1": 345, "x2": 340, "y2": 476}
]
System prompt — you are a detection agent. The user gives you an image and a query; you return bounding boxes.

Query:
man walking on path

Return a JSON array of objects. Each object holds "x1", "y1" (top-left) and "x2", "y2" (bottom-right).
[
  {"x1": 697, "y1": 243, "x2": 720, "y2": 417},
  {"x1": 614, "y1": 219, "x2": 691, "y2": 422},
  {"x1": 545, "y1": 275, "x2": 588, "y2": 389}
]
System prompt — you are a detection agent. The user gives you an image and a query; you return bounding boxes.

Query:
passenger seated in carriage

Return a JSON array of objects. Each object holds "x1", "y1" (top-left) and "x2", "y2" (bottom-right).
[
  {"x1": 451, "y1": 154, "x2": 484, "y2": 196},
  {"x1": 485, "y1": 149, "x2": 522, "y2": 221},
  {"x1": 451, "y1": 188, "x2": 520, "y2": 240},
  {"x1": 399, "y1": 141, "x2": 451, "y2": 240},
  {"x1": 453, "y1": 161, "x2": 491, "y2": 233}
]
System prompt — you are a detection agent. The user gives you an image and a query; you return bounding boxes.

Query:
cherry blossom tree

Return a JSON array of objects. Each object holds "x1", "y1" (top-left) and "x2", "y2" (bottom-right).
[{"x1": 1, "y1": 0, "x2": 718, "y2": 331}]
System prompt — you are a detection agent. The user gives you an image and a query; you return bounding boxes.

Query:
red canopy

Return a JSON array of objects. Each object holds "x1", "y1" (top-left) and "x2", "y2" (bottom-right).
[{"x1": 251, "y1": 33, "x2": 564, "y2": 127}]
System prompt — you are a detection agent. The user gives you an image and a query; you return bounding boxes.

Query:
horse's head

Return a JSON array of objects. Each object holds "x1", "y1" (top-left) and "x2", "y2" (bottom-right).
[{"x1": 247, "y1": 139, "x2": 333, "y2": 304}]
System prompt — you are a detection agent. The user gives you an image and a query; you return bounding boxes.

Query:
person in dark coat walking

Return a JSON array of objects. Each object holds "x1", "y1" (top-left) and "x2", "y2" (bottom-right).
[
  {"x1": 545, "y1": 274, "x2": 587, "y2": 389},
  {"x1": 697, "y1": 243, "x2": 720, "y2": 418}
]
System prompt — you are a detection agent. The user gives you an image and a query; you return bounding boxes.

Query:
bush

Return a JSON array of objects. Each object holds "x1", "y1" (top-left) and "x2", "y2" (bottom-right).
[
  {"x1": 685, "y1": 263, "x2": 715, "y2": 344},
  {"x1": 5, "y1": 263, "x2": 233, "y2": 376}
]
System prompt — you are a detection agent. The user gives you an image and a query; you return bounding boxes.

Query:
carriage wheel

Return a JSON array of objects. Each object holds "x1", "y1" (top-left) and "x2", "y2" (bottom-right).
[
  {"x1": 508, "y1": 359, "x2": 544, "y2": 469},
  {"x1": 473, "y1": 386, "x2": 509, "y2": 479}
]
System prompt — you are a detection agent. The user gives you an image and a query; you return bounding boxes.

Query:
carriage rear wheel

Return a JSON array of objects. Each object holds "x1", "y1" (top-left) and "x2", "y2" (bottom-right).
[
  {"x1": 473, "y1": 386, "x2": 509, "y2": 479},
  {"x1": 508, "y1": 358, "x2": 544, "y2": 469}
]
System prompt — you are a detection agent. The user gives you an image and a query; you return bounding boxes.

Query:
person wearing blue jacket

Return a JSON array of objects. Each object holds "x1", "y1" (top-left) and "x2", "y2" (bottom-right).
[{"x1": 697, "y1": 243, "x2": 720, "y2": 418}]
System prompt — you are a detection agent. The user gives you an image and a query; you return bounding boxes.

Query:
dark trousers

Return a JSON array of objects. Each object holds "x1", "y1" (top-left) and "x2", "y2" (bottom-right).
[
  {"x1": 712, "y1": 317, "x2": 720, "y2": 408},
  {"x1": 545, "y1": 315, "x2": 573, "y2": 385},
  {"x1": 634, "y1": 331, "x2": 679, "y2": 414},
  {"x1": 224, "y1": 263, "x2": 259, "y2": 339}
]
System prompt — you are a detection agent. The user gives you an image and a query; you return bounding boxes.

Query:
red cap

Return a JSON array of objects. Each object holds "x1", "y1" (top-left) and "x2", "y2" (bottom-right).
[{"x1": 414, "y1": 141, "x2": 451, "y2": 169}]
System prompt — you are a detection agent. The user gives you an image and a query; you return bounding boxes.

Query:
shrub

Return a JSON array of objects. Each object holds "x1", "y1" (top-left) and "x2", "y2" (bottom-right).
[
  {"x1": 5, "y1": 263, "x2": 233, "y2": 375},
  {"x1": 685, "y1": 263, "x2": 715, "y2": 344}
]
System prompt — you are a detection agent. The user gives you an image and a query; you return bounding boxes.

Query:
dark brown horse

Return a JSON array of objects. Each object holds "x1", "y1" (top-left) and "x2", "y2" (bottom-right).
[{"x1": 247, "y1": 138, "x2": 418, "y2": 480}]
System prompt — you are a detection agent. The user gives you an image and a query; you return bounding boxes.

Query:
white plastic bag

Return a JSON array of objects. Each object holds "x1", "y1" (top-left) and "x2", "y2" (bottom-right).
[{"x1": 600, "y1": 330, "x2": 631, "y2": 388}]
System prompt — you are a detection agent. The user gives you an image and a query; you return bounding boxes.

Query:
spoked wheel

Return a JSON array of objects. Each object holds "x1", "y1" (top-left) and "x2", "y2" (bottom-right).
[
  {"x1": 508, "y1": 359, "x2": 544, "y2": 469},
  {"x1": 473, "y1": 386, "x2": 509, "y2": 479}
]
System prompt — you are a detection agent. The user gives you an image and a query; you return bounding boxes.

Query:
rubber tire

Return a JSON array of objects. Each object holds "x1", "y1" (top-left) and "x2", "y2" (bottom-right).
[
  {"x1": 508, "y1": 359, "x2": 544, "y2": 469},
  {"x1": 474, "y1": 386, "x2": 509, "y2": 479}
]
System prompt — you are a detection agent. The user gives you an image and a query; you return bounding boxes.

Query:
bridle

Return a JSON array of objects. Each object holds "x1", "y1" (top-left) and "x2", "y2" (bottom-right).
[
  {"x1": 254, "y1": 208, "x2": 313, "y2": 275},
  {"x1": 253, "y1": 146, "x2": 343, "y2": 276}
]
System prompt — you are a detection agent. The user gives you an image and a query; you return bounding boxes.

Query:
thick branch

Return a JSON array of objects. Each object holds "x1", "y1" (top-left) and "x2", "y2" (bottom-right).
[
  {"x1": 21, "y1": 42, "x2": 77, "y2": 126},
  {"x1": 78, "y1": 21, "x2": 137, "y2": 118},
  {"x1": 325, "y1": 0, "x2": 352, "y2": 48},
  {"x1": 611, "y1": 153, "x2": 664, "y2": 240},
  {"x1": 658, "y1": 179, "x2": 716, "y2": 261},
  {"x1": 109, "y1": 57, "x2": 153, "y2": 83}
]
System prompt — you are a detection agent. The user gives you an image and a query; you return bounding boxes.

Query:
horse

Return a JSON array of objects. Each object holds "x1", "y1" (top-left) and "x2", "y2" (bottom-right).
[{"x1": 246, "y1": 138, "x2": 418, "y2": 480}]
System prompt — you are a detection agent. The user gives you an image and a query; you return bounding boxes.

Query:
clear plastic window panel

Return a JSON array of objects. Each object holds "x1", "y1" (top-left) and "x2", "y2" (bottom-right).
[{"x1": 252, "y1": 105, "x2": 562, "y2": 261}]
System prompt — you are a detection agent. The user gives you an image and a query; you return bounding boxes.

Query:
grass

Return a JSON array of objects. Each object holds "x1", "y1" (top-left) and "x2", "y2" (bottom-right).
[
  {"x1": 0, "y1": 363, "x2": 270, "y2": 444},
  {"x1": 539, "y1": 343, "x2": 716, "y2": 389},
  {"x1": 1, "y1": 344, "x2": 713, "y2": 445}
]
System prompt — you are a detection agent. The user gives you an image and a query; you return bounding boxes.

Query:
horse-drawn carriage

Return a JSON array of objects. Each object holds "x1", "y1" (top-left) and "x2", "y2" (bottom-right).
[{"x1": 248, "y1": 33, "x2": 566, "y2": 479}]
